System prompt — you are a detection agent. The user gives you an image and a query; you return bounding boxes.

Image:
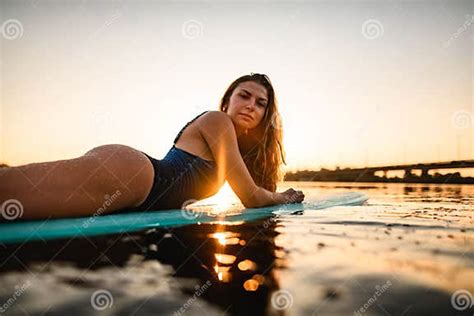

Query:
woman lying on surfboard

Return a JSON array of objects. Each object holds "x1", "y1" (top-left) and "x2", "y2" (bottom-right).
[{"x1": 0, "y1": 73, "x2": 305, "y2": 220}]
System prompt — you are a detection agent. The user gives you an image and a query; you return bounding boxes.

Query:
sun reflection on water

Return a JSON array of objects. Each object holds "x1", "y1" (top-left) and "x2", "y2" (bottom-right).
[{"x1": 207, "y1": 224, "x2": 276, "y2": 293}]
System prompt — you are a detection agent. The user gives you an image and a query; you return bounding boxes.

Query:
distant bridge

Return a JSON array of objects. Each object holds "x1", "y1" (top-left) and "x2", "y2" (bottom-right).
[
  {"x1": 338, "y1": 160, "x2": 474, "y2": 177},
  {"x1": 285, "y1": 160, "x2": 474, "y2": 184}
]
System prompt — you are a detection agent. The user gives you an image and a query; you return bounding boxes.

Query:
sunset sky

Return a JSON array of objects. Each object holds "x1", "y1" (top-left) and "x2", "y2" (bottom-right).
[{"x1": 1, "y1": 0, "x2": 472, "y2": 173}]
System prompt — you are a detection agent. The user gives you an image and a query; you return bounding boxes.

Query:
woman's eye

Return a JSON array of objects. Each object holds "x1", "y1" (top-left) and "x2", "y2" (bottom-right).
[{"x1": 239, "y1": 93, "x2": 266, "y2": 107}]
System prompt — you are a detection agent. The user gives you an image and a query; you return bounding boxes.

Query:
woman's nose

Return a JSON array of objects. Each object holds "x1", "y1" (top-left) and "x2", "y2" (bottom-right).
[{"x1": 245, "y1": 100, "x2": 256, "y2": 110}]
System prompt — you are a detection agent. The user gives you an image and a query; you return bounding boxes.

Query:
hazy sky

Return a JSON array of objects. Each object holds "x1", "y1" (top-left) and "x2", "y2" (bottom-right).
[{"x1": 1, "y1": 0, "x2": 473, "y2": 172}]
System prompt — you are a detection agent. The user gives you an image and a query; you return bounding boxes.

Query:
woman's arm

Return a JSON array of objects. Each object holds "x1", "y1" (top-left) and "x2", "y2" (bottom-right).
[{"x1": 198, "y1": 111, "x2": 304, "y2": 208}]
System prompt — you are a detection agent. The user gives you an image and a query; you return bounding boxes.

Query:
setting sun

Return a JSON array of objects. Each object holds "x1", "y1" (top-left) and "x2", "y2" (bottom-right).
[{"x1": 197, "y1": 182, "x2": 239, "y2": 208}]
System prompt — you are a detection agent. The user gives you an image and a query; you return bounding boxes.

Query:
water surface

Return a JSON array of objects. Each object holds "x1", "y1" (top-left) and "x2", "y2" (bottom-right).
[{"x1": 0, "y1": 182, "x2": 473, "y2": 315}]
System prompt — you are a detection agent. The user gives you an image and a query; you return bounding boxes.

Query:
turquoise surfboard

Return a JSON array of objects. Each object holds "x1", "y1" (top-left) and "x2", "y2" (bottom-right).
[{"x1": 0, "y1": 192, "x2": 367, "y2": 244}]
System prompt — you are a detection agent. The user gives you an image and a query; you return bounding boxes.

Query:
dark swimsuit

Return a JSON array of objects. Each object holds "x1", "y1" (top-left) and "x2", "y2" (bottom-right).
[{"x1": 133, "y1": 111, "x2": 220, "y2": 211}]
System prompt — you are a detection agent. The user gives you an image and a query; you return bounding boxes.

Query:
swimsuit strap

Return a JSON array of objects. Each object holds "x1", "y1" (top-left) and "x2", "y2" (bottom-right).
[{"x1": 173, "y1": 111, "x2": 209, "y2": 144}]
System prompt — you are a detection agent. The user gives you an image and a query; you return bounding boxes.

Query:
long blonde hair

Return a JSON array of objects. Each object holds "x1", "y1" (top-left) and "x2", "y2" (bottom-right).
[{"x1": 219, "y1": 73, "x2": 286, "y2": 192}]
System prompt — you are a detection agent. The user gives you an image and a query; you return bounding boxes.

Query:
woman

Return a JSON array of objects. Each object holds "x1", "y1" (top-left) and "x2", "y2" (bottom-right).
[{"x1": 0, "y1": 73, "x2": 304, "y2": 220}]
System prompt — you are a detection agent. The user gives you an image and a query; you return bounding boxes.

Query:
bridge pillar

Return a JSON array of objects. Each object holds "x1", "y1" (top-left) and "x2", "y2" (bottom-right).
[
  {"x1": 404, "y1": 169, "x2": 413, "y2": 178},
  {"x1": 421, "y1": 168, "x2": 430, "y2": 177}
]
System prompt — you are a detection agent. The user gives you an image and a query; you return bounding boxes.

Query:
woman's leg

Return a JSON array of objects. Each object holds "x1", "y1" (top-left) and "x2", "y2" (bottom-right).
[{"x1": 0, "y1": 145, "x2": 154, "y2": 220}]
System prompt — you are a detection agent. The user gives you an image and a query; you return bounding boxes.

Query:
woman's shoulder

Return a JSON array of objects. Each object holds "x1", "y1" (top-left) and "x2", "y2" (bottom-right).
[
  {"x1": 199, "y1": 111, "x2": 233, "y2": 126},
  {"x1": 201, "y1": 110, "x2": 228, "y2": 119},
  {"x1": 196, "y1": 111, "x2": 235, "y2": 137}
]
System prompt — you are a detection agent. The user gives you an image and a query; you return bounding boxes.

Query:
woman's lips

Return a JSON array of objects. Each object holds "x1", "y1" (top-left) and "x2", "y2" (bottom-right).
[{"x1": 239, "y1": 113, "x2": 253, "y2": 120}]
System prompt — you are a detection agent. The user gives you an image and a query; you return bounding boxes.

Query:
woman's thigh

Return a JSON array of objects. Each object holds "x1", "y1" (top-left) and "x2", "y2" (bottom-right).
[{"x1": 0, "y1": 144, "x2": 154, "y2": 220}]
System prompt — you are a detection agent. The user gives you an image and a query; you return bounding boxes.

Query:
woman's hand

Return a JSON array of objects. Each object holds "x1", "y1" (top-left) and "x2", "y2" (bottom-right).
[{"x1": 274, "y1": 188, "x2": 305, "y2": 204}]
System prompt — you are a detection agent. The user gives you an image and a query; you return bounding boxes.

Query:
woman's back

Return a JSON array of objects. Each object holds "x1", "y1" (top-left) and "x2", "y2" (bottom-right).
[
  {"x1": 172, "y1": 111, "x2": 215, "y2": 162},
  {"x1": 133, "y1": 111, "x2": 222, "y2": 211}
]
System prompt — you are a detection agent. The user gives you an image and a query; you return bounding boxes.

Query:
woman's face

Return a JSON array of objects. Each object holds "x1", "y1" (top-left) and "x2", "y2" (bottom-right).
[{"x1": 225, "y1": 81, "x2": 269, "y2": 137}]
